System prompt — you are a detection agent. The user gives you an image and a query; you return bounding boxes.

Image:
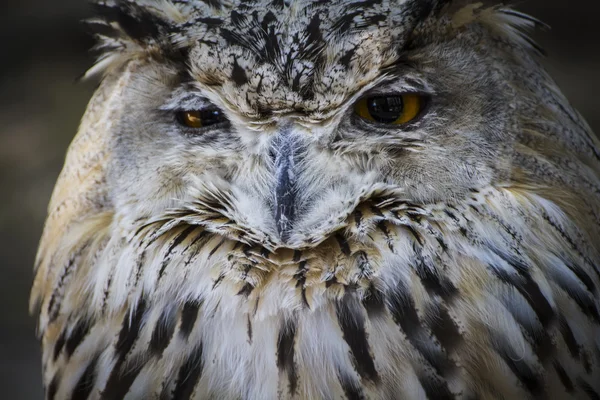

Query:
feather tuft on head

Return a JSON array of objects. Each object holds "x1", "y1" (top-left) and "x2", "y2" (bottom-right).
[{"x1": 83, "y1": 0, "x2": 187, "y2": 79}]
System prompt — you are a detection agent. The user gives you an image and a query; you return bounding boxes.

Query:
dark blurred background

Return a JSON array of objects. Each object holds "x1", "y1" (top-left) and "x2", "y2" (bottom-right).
[{"x1": 1, "y1": 1, "x2": 598, "y2": 398}]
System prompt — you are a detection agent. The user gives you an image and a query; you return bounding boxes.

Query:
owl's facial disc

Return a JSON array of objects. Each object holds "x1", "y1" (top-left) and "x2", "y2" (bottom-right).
[
  {"x1": 165, "y1": 89, "x2": 430, "y2": 244},
  {"x1": 109, "y1": 62, "x2": 505, "y2": 250},
  {"x1": 107, "y1": 3, "x2": 514, "y2": 249}
]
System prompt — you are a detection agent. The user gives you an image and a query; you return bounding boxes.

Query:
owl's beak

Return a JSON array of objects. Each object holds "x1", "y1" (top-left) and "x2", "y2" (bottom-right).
[{"x1": 271, "y1": 130, "x2": 301, "y2": 242}]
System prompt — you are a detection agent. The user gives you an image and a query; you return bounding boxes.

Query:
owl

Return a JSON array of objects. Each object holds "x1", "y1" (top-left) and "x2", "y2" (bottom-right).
[{"x1": 31, "y1": 0, "x2": 600, "y2": 399}]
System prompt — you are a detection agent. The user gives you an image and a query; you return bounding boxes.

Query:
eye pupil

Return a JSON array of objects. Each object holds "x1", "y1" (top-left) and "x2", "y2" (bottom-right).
[
  {"x1": 177, "y1": 108, "x2": 227, "y2": 129},
  {"x1": 367, "y1": 96, "x2": 404, "y2": 123}
]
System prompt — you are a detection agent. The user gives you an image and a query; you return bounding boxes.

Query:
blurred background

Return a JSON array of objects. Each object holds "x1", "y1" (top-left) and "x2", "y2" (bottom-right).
[{"x1": 1, "y1": 1, "x2": 598, "y2": 398}]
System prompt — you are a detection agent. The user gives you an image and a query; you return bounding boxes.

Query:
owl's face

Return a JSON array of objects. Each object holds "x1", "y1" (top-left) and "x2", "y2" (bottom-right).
[{"x1": 101, "y1": 0, "x2": 515, "y2": 248}]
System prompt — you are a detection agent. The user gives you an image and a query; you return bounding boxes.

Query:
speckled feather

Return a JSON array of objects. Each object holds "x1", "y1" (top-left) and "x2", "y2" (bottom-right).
[{"x1": 32, "y1": 0, "x2": 600, "y2": 399}]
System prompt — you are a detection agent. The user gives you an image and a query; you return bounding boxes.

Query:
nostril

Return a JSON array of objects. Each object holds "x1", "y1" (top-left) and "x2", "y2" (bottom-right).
[
  {"x1": 331, "y1": 133, "x2": 342, "y2": 144},
  {"x1": 268, "y1": 147, "x2": 278, "y2": 164}
]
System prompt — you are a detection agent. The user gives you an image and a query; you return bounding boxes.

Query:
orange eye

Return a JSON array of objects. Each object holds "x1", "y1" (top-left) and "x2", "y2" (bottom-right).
[
  {"x1": 176, "y1": 108, "x2": 227, "y2": 129},
  {"x1": 354, "y1": 93, "x2": 424, "y2": 125}
]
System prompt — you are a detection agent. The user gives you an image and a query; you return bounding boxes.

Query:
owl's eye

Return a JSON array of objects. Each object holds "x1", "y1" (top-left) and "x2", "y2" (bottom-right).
[
  {"x1": 176, "y1": 108, "x2": 227, "y2": 129},
  {"x1": 354, "y1": 94, "x2": 424, "y2": 125}
]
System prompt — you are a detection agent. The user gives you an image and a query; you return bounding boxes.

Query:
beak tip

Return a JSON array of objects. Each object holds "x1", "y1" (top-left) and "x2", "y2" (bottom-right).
[{"x1": 275, "y1": 207, "x2": 293, "y2": 243}]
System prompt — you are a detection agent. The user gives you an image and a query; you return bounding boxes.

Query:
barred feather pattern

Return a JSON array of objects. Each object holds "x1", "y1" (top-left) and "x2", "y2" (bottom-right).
[
  {"x1": 32, "y1": 0, "x2": 600, "y2": 399},
  {"x1": 37, "y1": 187, "x2": 600, "y2": 399}
]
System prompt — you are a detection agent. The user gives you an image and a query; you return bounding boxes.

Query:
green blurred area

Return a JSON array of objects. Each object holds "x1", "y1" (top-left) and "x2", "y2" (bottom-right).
[{"x1": 0, "y1": 1, "x2": 598, "y2": 398}]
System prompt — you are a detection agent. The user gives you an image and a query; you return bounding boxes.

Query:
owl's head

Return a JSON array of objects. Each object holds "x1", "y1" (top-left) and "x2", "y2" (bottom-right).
[{"x1": 74, "y1": 0, "x2": 536, "y2": 249}]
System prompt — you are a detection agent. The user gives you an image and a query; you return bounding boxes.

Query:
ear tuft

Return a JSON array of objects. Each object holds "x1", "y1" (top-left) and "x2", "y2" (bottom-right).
[
  {"x1": 91, "y1": 1, "x2": 172, "y2": 42},
  {"x1": 82, "y1": 1, "x2": 180, "y2": 80}
]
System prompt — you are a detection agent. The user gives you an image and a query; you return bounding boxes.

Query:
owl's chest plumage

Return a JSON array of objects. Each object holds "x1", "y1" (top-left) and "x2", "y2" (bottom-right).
[{"x1": 41, "y1": 188, "x2": 600, "y2": 399}]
